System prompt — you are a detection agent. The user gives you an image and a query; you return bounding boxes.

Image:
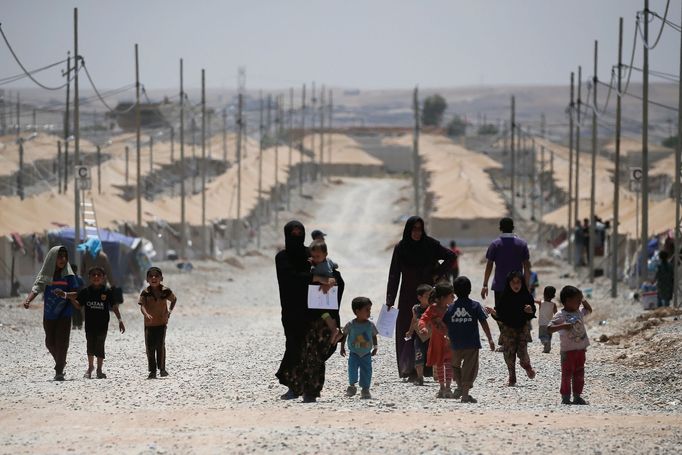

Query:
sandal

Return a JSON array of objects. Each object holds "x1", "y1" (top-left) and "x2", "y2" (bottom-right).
[{"x1": 83, "y1": 370, "x2": 92, "y2": 379}]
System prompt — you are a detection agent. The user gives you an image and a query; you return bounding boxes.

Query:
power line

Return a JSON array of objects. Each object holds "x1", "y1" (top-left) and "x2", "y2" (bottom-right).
[
  {"x1": 0, "y1": 58, "x2": 67, "y2": 86},
  {"x1": 638, "y1": 0, "x2": 671, "y2": 49},
  {"x1": 0, "y1": 23, "x2": 70, "y2": 91}
]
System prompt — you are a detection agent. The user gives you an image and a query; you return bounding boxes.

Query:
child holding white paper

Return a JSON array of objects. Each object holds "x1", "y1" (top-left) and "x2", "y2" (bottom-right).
[{"x1": 310, "y1": 240, "x2": 342, "y2": 343}]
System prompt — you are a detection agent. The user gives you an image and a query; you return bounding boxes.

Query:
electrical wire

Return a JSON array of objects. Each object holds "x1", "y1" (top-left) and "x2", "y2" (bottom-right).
[
  {"x1": 81, "y1": 60, "x2": 122, "y2": 113},
  {"x1": 596, "y1": 79, "x2": 678, "y2": 112},
  {"x1": 0, "y1": 24, "x2": 71, "y2": 91},
  {"x1": 0, "y1": 58, "x2": 67, "y2": 86},
  {"x1": 637, "y1": 0, "x2": 671, "y2": 50},
  {"x1": 623, "y1": 64, "x2": 679, "y2": 82}
]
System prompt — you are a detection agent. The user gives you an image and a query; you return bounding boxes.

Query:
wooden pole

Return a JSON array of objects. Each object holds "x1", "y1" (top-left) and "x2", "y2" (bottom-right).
[
  {"x1": 222, "y1": 108, "x2": 227, "y2": 163},
  {"x1": 257, "y1": 92, "x2": 263, "y2": 249},
  {"x1": 135, "y1": 43, "x2": 141, "y2": 229},
  {"x1": 328, "y1": 88, "x2": 333, "y2": 183},
  {"x1": 612, "y1": 18, "x2": 623, "y2": 297},
  {"x1": 640, "y1": 0, "x2": 650, "y2": 285},
  {"x1": 180, "y1": 58, "x2": 186, "y2": 258},
  {"x1": 63, "y1": 53, "x2": 71, "y2": 194},
  {"x1": 201, "y1": 68, "x2": 207, "y2": 258},
  {"x1": 57, "y1": 140, "x2": 62, "y2": 194},
  {"x1": 299, "y1": 83, "x2": 305, "y2": 195},
  {"x1": 73, "y1": 8, "x2": 81, "y2": 253},
  {"x1": 310, "y1": 81, "x2": 316, "y2": 181},
  {"x1": 97, "y1": 145, "x2": 101, "y2": 195},
  {"x1": 568, "y1": 72, "x2": 575, "y2": 267},
  {"x1": 287, "y1": 87, "x2": 293, "y2": 211},
  {"x1": 236, "y1": 93, "x2": 243, "y2": 255},
  {"x1": 319, "y1": 85, "x2": 325, "y2": 181},
  {"x1": 170, "y1": 126, "x2": 175, "y2": 163},
  {"x1": 589, "y1": 40, "x2": 598, "y2": 282},
  {"x1": 510, "y1": 96, "x2": 516, "y2": 213},
  {"x1": 275, "y1": 94, "x2": 281, "y2": 229},
  {"x1": 125, "y1": 145, "x2": 129, "y2": 185},
  {"x1": 575, "y1": 66, "x2": 582, "y2": 229},
  {"x1": 413, "y1": 86, "x2": 420, "y2": 216},
  {"x1": 674, "y1": 6, "x2": 682, "y2": 307}
]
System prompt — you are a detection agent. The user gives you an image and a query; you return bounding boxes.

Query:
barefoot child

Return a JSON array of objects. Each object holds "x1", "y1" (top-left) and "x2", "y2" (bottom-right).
[
  {"x1": 60, "y1": 266, "x2": 125, "y2": 378},
  {"x1": 340, "y1": 297, "x2": 378, "y2": 399},
  {"x1": 538, "y1": 286, "x2": 558, "y2": 353},
  {"x1": 405, "y1": 284, "x2": 432, "y2": 386},
  {"x1": 445, "y1": 276, "x2": 495, "y2": 403},
  {"x1": 548, "y1": 285, "x2": 593, "y2": 405},
  {"x1": 309, "y1": 239, "x2": 342, "y2": 344},
  {"x1": 419, "y1": 281, "x2": 454, "y2": 398},
  {"x1": 138, "y1": 267, "x2": 177, "y2": 379},
  {"x1": 486, "y1": 271, "x2": 536, "y2": 386}
]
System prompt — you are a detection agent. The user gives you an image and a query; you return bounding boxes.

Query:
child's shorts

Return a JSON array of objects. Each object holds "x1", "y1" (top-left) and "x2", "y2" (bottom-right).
[
  {"x1": 414, "y1": 337, "x2": 428, "y2": 366},
  {"x1": 85, "y1": 329, "x2": 108, "y2": 358},
  {"x1": 538, "y1": 325, "x2": 552, "y2": 344}
]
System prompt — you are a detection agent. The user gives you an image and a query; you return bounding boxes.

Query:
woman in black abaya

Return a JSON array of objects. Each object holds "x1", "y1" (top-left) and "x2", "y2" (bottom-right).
[
  {"x1": 386, "y1": 216, "x2": 455, "y2": 378},
  {"x1": 275, "y1": 220, "x2": 344, "y2": 402}
]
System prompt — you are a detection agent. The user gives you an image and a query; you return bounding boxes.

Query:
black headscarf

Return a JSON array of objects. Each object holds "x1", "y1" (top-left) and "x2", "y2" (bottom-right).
[
  {"x1": 496, "y1": 271, "x2": 536, "y2": 328},
  {"x1": 398, "y1": 216, "x2": 439, "y2": 267},
  {"x1": 283, "y1": 220, "x2": 308, "y2": 262}
]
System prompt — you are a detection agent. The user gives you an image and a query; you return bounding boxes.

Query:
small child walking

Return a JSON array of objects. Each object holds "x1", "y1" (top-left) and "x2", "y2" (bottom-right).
[
  {"x1": 340, "y1": 297, "x2": 378, "y2": 399},
  {"x1": 537, "y1": 286, "x2": 558, "y2": 353},
  {"x1": 419, "y1": 281, "x2": 454, "y2": 398},
  {"x1": 548, "y1": 285, "x2": 593, "y2": 405},
  {"x1": 310, "y1": 239, "x2": 342, "y2": 343},
  {"x1": 444, "y1": 276, "x2": 495, "y2": 403},
  {"x1": 138, "y1": 267, "x2": 177, "y2": 379},
  {"x1": 405, "y1": 284, "x2": 432, "y2": 386},
  {"x1": 59, "y1": 266, "x2": 125, "y2": 379}
]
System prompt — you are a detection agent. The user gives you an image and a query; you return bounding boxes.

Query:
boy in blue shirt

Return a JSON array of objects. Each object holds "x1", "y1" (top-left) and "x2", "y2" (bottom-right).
[
  {"x1": 340, "y1": 297, "x2": 378, "y2": 399},
  {"x1": 444, "y1": 276, "x2": 495, "y2": 403}
]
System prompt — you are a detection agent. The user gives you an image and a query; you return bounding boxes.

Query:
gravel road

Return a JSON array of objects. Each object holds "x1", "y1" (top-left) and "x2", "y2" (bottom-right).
[{"x1": 1, "y1": 177, "x2": 680, "y2": 454}]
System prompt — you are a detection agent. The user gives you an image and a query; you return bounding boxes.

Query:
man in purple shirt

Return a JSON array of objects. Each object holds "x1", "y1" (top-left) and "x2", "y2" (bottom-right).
[{"x1": 480, "y1": 217, "x2": 532, "y2": 305}]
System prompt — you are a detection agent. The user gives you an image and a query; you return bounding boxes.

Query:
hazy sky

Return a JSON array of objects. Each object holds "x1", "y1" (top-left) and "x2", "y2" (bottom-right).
[{"x1": 1, "y1": 0, "x2": 680, "y2": 91}]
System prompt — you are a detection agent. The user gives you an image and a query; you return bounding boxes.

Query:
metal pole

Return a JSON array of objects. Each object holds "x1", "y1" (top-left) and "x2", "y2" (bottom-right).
[
  {"x1": 575, "y1": 66, "x2": 582, "y2": 226},
  {"x1": 257, "y1": 92, "x2": 263, "y2": 249},
  {"x1": 180, "y1": 58, "x2": 186, "y2": 258},
  {"x1": 135, "y1": 43, "x2": 141, "y2": 229},
  {"x1": 674, "y1": 5, "x2": 682, "y2": 307},
  {"x1": 589, "y1": 40, "x2": 598, "y2": 283},
  {"x1": 510, "y1": 96, "x2": 516, "y2": 213},
  {"x1": 73, "y1": 8, "x2": 81, "y2": 254},
  {"x1": 236, "y1": 93, "x2": 243, "y2": 255},
  {"x1": 287, "y1": 87, "x2": 293, "y2": 211},
  {"x1": 201, "y1": 68, "x2": 207, "y2": 258},
  {"x1": 612, "y1": 18, "x2": 624, "y2": 298},
  {"x1": 413, "y1": 86, "x2": 420, "y2": 216},
  {"x1": 568, "y1": 72, "x2": 575, "y2": 266},
  {"x1": 640, "y1": 0, "x2": 650, "y2": 285}
]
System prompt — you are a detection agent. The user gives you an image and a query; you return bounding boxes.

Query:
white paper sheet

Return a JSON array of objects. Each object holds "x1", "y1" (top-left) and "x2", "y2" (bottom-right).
[
  {"x1": 376, "y1": 304, "x2": 399, "y2": 338},
  {"x1": 307, "y1": 285, "x2": 339, "y2": 310}
]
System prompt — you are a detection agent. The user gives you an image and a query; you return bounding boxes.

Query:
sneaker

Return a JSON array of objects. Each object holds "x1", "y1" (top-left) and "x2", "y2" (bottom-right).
[
  {"x1": 461, "y1": 394, "x2": 478, "y2": 403},
  {"x1": 280, "y1": 388, "x2": 299, "y2": 400},
  {"x1": 302, "y1": 395, "x2": 317, "y2": 403},
  {"x1": 561, "y1": 395, "x2": 572, "y2": 405},
  {"x1": 572, "y1": 396, "x2": 588, "y2": 405},
  {"x1": 345, "y1": 385, "x2": 357, "y2": 397},
  {"x1": 360, "y1": 388, "x2": 372, "y2": 399},
  {"x1": 54, "y1": 373, "x2": 65, "y2": 381},
  {"x1": 159, "y1": 370, "x2": 169, "y2": 377},
  {"x1": 96, "y1": 371, "x2": 107, "y2": 379},
  {"x1": 147, "y1": 372, "x2": 157, "y2": 379},
  {"x1": 452, "y1": 388, "x2": 463, "y2": 399}
]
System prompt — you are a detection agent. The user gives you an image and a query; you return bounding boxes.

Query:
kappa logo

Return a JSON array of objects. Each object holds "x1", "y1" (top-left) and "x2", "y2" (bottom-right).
[{"x1": 453, "y1": 307, "x2": 471, "y2": 318}]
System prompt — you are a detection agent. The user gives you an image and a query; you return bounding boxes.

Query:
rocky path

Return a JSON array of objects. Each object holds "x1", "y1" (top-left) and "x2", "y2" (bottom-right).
[{"x1": 1, "y1": 177, "x2": 681, "y2": 454}]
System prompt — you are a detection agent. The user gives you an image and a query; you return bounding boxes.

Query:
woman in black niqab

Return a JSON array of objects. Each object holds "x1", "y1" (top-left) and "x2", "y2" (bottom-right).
[
  {"x1": 275, "y1": 220, "x2": 344, "y2": 402},
  {"x1": 386, "y1": 216, "x2": 455, "y2": 378}
]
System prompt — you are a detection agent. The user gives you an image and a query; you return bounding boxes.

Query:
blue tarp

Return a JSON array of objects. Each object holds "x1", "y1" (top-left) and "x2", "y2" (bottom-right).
[{"x1": 47, "y1": 228, "x2": 137, "y2": 288}]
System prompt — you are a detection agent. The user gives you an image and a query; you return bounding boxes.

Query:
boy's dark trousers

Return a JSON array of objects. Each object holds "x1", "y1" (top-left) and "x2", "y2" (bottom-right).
[
  {"x1": 43, "y1": 317, "x2": 71, "y2": 374},
  {"x1": 144, "y1": 325, "x2": 167, "y2": 372}
]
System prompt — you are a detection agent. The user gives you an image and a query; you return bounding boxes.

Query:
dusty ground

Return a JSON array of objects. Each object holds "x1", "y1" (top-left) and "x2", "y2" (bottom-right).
[{"x1": 1, "y1": 177, "x2": 681, "y2": 455}]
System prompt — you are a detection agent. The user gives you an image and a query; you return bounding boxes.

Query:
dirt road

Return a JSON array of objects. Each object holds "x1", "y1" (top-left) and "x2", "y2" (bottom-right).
[{"x1": 1, "y1": 177, "x2": 681, "y2": 454}]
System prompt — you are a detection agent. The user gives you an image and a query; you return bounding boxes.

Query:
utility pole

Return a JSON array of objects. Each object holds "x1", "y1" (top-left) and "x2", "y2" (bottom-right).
[
  {"x1": 125, "y1": 145, "x2": 129, "y2": 185},
  {"x1": 412, "y1": 86, "x2": 420, "y2": 216},
  {"x1": 674, "y1": 3, "x2": 682, "y2": 307},
  {"x1": 149, "y1": 136, "x2": 154, "y2": 175},
  {"x1": 170, "y1": 127, "x2": 175, "y2": 163},
  {"x1": 540, "y1": 145, "x2": 545, "y2": 221},
  {"x1": 135, "y1": 43, "x2": 141, "y2": 229},
  {"x1": 73, "y1": 7, "x2": 81, "y2": 255},
  {"x1": 319, "y1": 85, "x2": 325, "y2": 181},
  {"x1": 17, "y1": 138, "x2": 23, "y2": 200},
  {"x1": 97, "y1": 145, "x2": 101, "y2": 195},
  {"x1": 274, "y1": 95, "x2": 281, "y2": 229},
  {"x1": 612, "y1": 18, "x2": 624, "y2": 298},
  {"x1": 568, "y1": 72, "x2": 575, "y2": 267},
  {"x1": 510, "y1": 96, "x2": 516, "y2": 214},
  {"x1": 287, "y1": 87, "x2": 293, "y2": 211},
  {"x1": 257, "y1": 92, "x2": 264, "y2": 249},
  {"x1": 236, "y1": 93, "x2": 243, "y2": 255},
  {"x1": 16, "y1": 93, "x2": 20, "y2": 138},
  {"x1": 57, "y1": 140, "x2": 62, "y2": 194},
  {"x1": 589, "y1": 40, "x2": 598, "y2": 282},
  {"x1": 63, "y1": 52, "x2": 71, "y2": 195},
  {"x1": 531, "y1": 138, "x2": 536, "y2": 221},
  {"x1": 574, "y1": 66, "x2": 582, "y2": 226},
  {"x1": 328, "y1": 88, "x2": 333, "y2": 182},
  {"x1": 222, "y1": 108, "x2": 227, "y2": 163},
  {"x1": 310, "y1": 82, "x2": 317, "y2": 181},
  {"x1": 299, "y1": 83, "x2": 305, "y2": 195},
  {"x1": 32, "y1": 109, "x2": 36, "y2": 134},
  {"x1": 201, "y1": 68, "x2": 207, "y2": 258},
  {"x1": 640, "y1": 0, "x2": 650, "y2": 285},
  {"x1": 179, "y1": 58, "x2": 186, "y2": 258}
]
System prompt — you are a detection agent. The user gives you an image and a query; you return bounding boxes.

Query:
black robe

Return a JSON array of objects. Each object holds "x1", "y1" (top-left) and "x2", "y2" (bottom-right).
[{"x1": 386, "y1": 216, "x2": 455, "y2": 377}]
